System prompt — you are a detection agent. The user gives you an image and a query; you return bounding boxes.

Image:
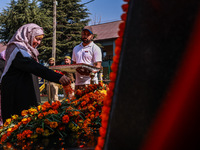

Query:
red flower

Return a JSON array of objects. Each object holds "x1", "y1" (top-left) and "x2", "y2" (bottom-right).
[
  {"x1": 51, "y1": 101, "x2": 61, "y2": 110},
  {"x1": 62, "y1": 115, "x2": 70, "y2": 124}
]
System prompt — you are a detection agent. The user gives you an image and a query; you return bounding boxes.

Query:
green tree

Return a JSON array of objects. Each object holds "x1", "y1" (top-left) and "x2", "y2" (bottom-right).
[
  {"x1": 0, "y1": 0, "x2": 51, "y2": 43},
  {"x1": 38, "y1": 0, "x2": 90, "y2": 64}
]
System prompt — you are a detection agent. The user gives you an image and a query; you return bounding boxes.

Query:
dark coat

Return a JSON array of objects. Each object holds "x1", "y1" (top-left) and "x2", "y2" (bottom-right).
[
  {"x1": 1, "y1": 52, "x2": 62, "y2": 122},
  {"x1": 0, "y1": 58, "x2": 5, "y2": 78}
]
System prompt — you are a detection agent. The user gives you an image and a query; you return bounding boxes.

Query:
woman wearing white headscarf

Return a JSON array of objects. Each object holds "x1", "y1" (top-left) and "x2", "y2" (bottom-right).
[{"x1": 0, "y1": 23, "x2": 70, "y2": 122}]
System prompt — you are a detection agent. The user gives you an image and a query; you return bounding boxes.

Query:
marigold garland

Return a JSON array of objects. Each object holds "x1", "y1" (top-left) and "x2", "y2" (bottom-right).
[{"x1": 95, "y1": 0, "x2": 129, "y2": 149}]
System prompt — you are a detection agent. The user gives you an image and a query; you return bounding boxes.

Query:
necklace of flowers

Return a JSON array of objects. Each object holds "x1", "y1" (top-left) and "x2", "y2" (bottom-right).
[{"x1": 95, "y1": 0, "x2": 130, "y2": 149}]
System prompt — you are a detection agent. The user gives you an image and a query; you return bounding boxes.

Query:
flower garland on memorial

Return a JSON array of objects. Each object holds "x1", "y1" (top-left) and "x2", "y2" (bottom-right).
[
  {"x1": 0, "y1": 83, "x2": 107, "y2": 149},
  {"x1": 95, "y1": 0, "x2": 130, "y2": 149}
]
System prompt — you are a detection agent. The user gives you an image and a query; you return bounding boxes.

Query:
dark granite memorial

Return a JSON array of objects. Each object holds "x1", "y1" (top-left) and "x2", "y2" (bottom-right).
[{"x1": 104, "y1": 0, "x2": 200, "y2": 150}]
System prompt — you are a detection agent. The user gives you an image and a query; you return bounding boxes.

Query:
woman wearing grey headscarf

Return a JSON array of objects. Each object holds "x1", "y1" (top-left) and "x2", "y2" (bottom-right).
[{"x1": 0, "y1": 23, "x2": 70, "y2": 122}]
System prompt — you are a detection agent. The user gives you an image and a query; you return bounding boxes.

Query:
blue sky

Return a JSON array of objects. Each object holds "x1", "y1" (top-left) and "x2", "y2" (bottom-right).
[{"x1": 0, "y1": 0, "x2": 124, "y2": 25}]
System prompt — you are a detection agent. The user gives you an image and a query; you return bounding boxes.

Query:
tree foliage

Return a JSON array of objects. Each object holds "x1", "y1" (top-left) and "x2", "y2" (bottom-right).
[
  {"x1": 38, "y1": 0, "x2": 90, "y2": 64},
  {"x1": 0, "y1": 0, "x2": 51, "y2": 43}
]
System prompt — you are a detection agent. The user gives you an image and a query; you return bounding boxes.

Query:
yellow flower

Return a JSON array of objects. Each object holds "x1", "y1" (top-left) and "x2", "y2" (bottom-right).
[
  {"x1": 42, "y1": 129, "x2": 50, "y2": 136},
  {"x1": 99, "y1": 89, "x2": 107, "y2": 95},
  {"x1": 30, "y1": 134, "x2": 38, "y2": 139},
  {"x1": 37, "y1": 105, "x2": 42, "y2": 111},
  {"x1": 72, "y1": 126, "x2": 80, "y2": 132},
  {"x1": 11, "y1": 115, "x2": 18, "y2": 120},
  {"x1": 3, "y1": 118, "x2": 11, "y2": 126},
  {"x1": 68, "y1": 123, "x2": 75, "y2": 129},
  {"x1": 28, "y1": 108, "x2": 38, "y2": 115},
  {"x1": 21, "y1": 110, "x2": 28, "y2": 116},
  {"x1": 21, "y1": 117, "x2": 31, "y2": 125},
  {"x1": 7, "y1": 128, "x2": 13, "y2": 132}
]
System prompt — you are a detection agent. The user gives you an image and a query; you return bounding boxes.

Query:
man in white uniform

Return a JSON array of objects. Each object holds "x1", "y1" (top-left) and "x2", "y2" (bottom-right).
[{"x1": 72, "y1": 26, "x2": 102, "y2": 90}]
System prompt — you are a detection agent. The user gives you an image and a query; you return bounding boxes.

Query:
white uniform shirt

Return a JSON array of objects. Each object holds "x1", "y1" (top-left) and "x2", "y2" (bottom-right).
[{"x1": 72, "y1": 41, "x2": 102, "y2": 85}]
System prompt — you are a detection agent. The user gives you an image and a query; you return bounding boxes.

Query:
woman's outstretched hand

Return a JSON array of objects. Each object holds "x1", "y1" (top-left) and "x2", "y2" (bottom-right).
[{"x1": 59, "y1": 75, "x2": 71, "y2": 86}]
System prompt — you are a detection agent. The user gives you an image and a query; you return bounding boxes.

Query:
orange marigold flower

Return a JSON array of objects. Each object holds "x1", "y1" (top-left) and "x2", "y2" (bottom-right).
[
  {"x1": 4, "y1": 118, "x2": 11, "y2": 127},
  {"x1": 36, "y1": 128, "x2": 44, "y2": 134},
  {"x1": 115, "y1": 46, "x2": 121, "y2": 55},
  {"x1": 11, "y1": 115, "x2": 19, "y2": 120},
  {"x1": 62, "y1": 115, "x2": 70, "y2": 124},
  {"x1": 7, "y1": 127, "x2": 13, "y2": 132},
  {"x1": 51, "y1": 101, "x2": 61, "y2": 110},
  {"x1": 49, "y1": 122, "x2": 58, "y2": 128},
  {"x1": 66, "y1": 106, "x2": 73, "y2": 110},
  {"x1": 6, "y1": 143, "x2": 12, "y2": 148},
  {"x1": 74, "y1": 111, "x2": 80, "y2": 116},
  {"x1": 28, "y1": 108, "x2": 38, "y2": 115},
  {"x1": 38, "y1": 113, "x2": 44, "y2": 119},
  {"x1": 109, "y1": 72, "x2": 117, "y2": 82},
  {"x1": 101, "y1": 121, "x2": 108, "y2": 129},
  {"x1": 0, "y1": 134, "x2": 7, "y2": 143},
  {"x1": 102, "y1": 112, "x2": 109, "y2": 122},
  {"x1": 43, "y1": 112, "x2": 48, "y2": 116},
  {"x1": 21, "y1": 110, "x2": 28, "y2": 116},
  {"x1": 84, "y1": 96, "x2": 90, "y2": 103},
  {"x1": 103, "y1": 97, "x2": 112, "y2": 107},
  {"x1": 63, "y1": 85, "x2": 73, "y2": 95},
  {"x1": 42, "y1": 102, "x2": 51, "y2": 111},
  {"x1": 48, "y1": 109, "x2": 58, "y2": 115},
  {"x1": 9, "y1": 124, "x2": 19, "y2": 132},
  {"x1": 90, "y1": 114, "x2": 95, "y2": 119},
  {"x1": 84, "y1": 118, "x2": 91, "y2": 124},
  {"x1": 88, "y1": 105, "x2": 96, "y2": 112},
  {"x1": 113, "y1": 55, "x2": 120, "y2": 64},
  {"x1": 95, "y1": 111, "x2": 100, "y2": 118},
  {"x1": 6, "y1": 131, "x2": 12, "y2": 137},
  {"x1": 21, "y1": 117, "x2": 31, "y2": 125},
  {"x1": 17, "y1": 133, "x2": 25, "y2": 141},
  {"x1": 97, "y1": 137, "x2": 105, "y2": 148},
  {"x1": 75, "y1": 89, "x2": 82, "y2": 96},
  {"x1": 37, "y1": 105, "x2": 42, "y2": 111},
  {"x1": 107, "y1": 90, "x2": 114, "y2": 98},
  {"x1": 23, "y1": 130, "x2": 33, "y2": 138},
  {"x1": 111, "y1": 62, "x2": 118, "y2": 73},
  {"x1": 99, "y1": 127, "x2": 107, "y2": 138},
  {"x1": 95, "y1": 145, "x2": 102, "y2": 150},
  {"x1": 102, "y1": 106, "x2": 111, "y2": 114},
  {"x1": 54, "y1": 109, "x2": 58, "y2": 114},
  {"x1": 44, "y1": 119, "x2": 50, "y2": 125},
  {"x1": 18, "y1": 122, "x2": 22, "y2": 126},
  {"x1": 81, "y1": 101, "x2": 87, "y2": 107},
  {"x1": 99, "y1": 82, "x2": 103, "y2": 87},
  {"x1": 108, "y1": 82, "x2": 115, "y2": 91}
]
